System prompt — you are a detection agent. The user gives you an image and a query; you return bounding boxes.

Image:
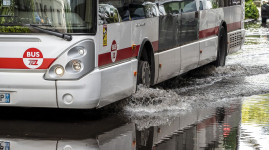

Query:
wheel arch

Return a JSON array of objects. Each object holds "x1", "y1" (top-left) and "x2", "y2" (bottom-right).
[
  {"x1": 215, "y1": 21, "x2": 228, "y2": 67},
  {"x1": 218, "y1": 21, "x2": 228, "y2": 55},
  {"x1": 137, "y1": 38, "x2": 155, "y2": 85},
  {"x1": 219, "y1": 21, "x2": 227, "y2": 34}
]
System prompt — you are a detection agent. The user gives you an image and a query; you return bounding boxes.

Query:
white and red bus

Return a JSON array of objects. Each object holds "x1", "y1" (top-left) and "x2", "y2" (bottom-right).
[{"x1": 0, "y1": 0, "x2": 245, "y2": 109}]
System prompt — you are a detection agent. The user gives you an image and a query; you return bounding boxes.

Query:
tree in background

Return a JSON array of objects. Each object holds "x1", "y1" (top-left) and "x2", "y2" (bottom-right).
[
  {"x1": 0, "y1": 0, "x2": 34, "y2": 33},
  {"x1": 0, "y1": 0, "x2": 15, "y2": 24},
  {"x1": 245, "y1": 0, "x2": 259, "y2": 20}
]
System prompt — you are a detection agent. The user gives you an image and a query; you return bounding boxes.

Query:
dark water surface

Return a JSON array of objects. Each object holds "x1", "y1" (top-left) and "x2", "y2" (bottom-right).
[{"x1": 0, "y1": 22, "x2": 269, "y2": 150}]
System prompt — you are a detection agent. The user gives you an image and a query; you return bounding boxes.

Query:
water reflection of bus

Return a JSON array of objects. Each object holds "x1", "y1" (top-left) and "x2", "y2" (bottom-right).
[
  {"x1": 137, "y1": 105, "x2": 242, "y2": 150},
  {"x1": 0, "y1": 104, "x2": 241, "y2": 149},
  {"x1": 0, "y1": 0, "x2": 244, "y2": 109}
]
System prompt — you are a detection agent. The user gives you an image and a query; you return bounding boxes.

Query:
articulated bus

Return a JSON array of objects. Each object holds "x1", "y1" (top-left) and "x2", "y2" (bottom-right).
[{"x1": 0, "y1": 0, "x2": 245, "y2": 109}]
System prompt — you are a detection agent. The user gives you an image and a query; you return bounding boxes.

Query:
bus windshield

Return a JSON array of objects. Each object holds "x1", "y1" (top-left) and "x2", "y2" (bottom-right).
[{"x1": 0, "y1": 0, "x2": 95, "y2": 34}]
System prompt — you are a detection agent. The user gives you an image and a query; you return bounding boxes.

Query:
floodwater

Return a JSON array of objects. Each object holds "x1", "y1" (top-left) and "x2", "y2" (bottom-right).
[{"x1": 0, "y1": 21, "x2": 269, "y2": 150}]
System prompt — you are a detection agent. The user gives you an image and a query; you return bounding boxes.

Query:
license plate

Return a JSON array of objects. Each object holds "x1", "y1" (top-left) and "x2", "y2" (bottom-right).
[
  {"x1": 0, "y1": 141, "x2": 10, "y2": 150},
  {"x1": 0, "y1": 93, "x2": 10, "y2": 103}
]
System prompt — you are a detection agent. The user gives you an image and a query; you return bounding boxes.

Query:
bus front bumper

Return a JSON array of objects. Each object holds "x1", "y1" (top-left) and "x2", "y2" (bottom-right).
[
  {"x1": 56, "y1": 69, "x2": 101, "y2": 109},
  {"x1": 0, "y1": 71, "x2": 58, "y2": 108},
  {"x1": 0, "y1": 69, "x2": 101, "y2": 109}
]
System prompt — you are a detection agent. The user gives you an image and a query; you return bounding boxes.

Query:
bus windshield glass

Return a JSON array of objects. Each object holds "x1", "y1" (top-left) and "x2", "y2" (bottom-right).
[{"x1": 0, "y1": 0, "x2": 95, "y2": 34}]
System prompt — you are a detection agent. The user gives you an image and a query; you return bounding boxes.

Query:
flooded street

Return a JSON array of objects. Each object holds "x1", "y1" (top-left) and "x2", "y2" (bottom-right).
[{"x1": 1, "y1": 22, "x2": 269, "y2": 150}]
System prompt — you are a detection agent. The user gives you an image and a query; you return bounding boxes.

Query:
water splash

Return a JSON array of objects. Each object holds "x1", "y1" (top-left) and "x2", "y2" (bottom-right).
[{"x1": 122, "y1": 21, "x2": 269, "y2": 130}]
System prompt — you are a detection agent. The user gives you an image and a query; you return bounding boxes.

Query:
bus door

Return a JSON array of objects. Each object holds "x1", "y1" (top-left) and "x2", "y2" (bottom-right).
[
  {"x1": 179, "y1": 0, "x2": 199, "y2": 45},
  {"x1": 158, "y1": 1, "x2": 180, "y2": 51},
  {"x1": 198, "y1": 0, "x2": 219, "y2": 67},
  {"x1": 98, "y1": 2, "x2": 133, "y2": 107},
  {"x1": 130, "y1": 3, "x2": 148, "y2": 49},
  {"x1": 129, "y1": 2, "x2": 159, "y2": 52},
  {"x1": 179, "y1": 0, "x2": 200, "y2": 73},
  {"x1": 157, "y1": 1, "x2": 182, "y2": 83}
]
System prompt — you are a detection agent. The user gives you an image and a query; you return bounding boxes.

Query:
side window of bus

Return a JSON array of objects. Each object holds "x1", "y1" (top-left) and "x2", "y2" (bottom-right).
[
  {"x1": 205, "y1": 0, "x2": 218, "y2": 9},
  {"x1": 199, "y1": 1, "x2": 204, "y2": 10},
  {"x1": 98, "y1": 3, "x2": 122, "y2": 25},
  {"x1": 204, "y1": 0, "x2": 214, "y2": 9},
  {"x1": 118, "y1": 4, "x2": 131, "y2": 21},
  {"x1": 143, "y1": 2, "x2": 159, "y2": 18},
  {"x1": 159, "y1": 5, "x2": 167, "y2": 16},
  {"x1": 129, "y1": 3, "x2": 146, "y2": 20},
  {"x1": 182, "y1": 1, "x2": 197, "y2": 13},
  {"x1": 163, "y1": 2, "x2": 181, "y2": 15}
]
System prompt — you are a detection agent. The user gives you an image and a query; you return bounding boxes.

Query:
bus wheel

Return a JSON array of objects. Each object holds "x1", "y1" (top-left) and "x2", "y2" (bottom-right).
[
  {"x1": 138, "y1": 60, "x2": 151, "y2": 87},
  {"x1": 215, "y1": 26, "x2": 227, "y2": 67}
]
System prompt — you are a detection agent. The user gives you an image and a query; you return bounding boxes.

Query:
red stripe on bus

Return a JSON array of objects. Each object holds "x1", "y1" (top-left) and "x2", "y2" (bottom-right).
[
  {"x1": 0, "y1": 58, "x2": 55, "y2": 69},
  {"x1": 199, "y1": 21, "x2": 241, "y2": 39},
  {"x1": 39, "y1": 58, "x2": 56, "y2": 69},
  {"x1": 152, "y1": 41, "x2": 159, "y2": 52},
  {"x1": 199, "y1": 27, "x2": 219, "y2": 39},
  {"x1": 98, "y1": 41, "x2": 158, "y2": 67},
  {"x1": 98, "y1": 45, "x2": 140, "y2": 67},
  {"x1": 227, "y1": 21, "x2": 241, "y2": 32}
]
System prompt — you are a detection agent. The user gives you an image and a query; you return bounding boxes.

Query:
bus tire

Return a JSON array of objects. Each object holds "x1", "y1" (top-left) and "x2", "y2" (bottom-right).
[
  {"x1": 137, "y1": 60, "x2": 151, "y2": 87},
  {"x1": 215, "y1": 26, "x2": 227, "y2": 67}
]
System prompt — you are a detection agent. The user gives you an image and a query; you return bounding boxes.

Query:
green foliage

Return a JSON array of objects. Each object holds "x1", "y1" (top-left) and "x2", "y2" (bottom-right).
[
  {"x1": 242, "y1": 94, "x2": 269, "y2": 126},
  {"x1": 0, "y1": 0, "x2": 33, "y2": 33},
  {"x1": 245, "y1": 1, "x2": 259, "y2": 20},
  {"x1": 0, "y1": 26, "x2": 31, "y2": 33}
]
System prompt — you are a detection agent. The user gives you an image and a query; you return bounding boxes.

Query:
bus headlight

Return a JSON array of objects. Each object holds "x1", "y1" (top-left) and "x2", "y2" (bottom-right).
[
  {"x1": 44, "y1": 40, "x2": 95, "y2": 80},
  {"x1": 55, "y1": 65, "x2": 65, "y2": 76},
  {"x1": 72, "y1": 60, "x2": 82, "y2": 72},
  {"x1": 78, "y1": 48, "x2": 86, "y2": 56}
]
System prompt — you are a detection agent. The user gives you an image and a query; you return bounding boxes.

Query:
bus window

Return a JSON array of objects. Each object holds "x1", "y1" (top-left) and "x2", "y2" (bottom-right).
[
  {"x1": 211, "y1": 0, "x2": 219, "y2": 8},
  {"x1": 143, "y1": 2, "x2": 159, "y2": 18},
  {"x1": 205, "y1": 0, "x2": 213, "y2": 9},
  {"x1": 199, "y1": 1, "x2": 204, "y2": 10},
  {"x1": 1, "y1": 0, "x2": 96, "y2": 34},
  {"x1": 163, "y1": 2, "x2": 181, "y2": 15},
  {"x1": 159, "y1": 5, "x2": 167, "y2": 16},
  {"x1": 118, "y1": 5, "x2": 131, "y2": 21},
  {"x1": 50, "y1": 7, "x2": 53, "y2": 22},
  {"x1": 57, "y1": 10, "x2": 61, "y2": 25},
  {"x1": 182, "y1": 1, "x2": 197, "y2": 13},
  {"x1": 98, "y1": 4, "x2": 122, "y2": 25},
  {"x1": 129, "y1": 3, "x2": 146, "y2": 20}
]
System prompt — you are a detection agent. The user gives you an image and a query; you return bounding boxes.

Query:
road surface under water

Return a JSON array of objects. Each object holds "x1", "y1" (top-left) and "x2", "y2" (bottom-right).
[{"x1": 0, "y1": 22, "x2": 268, "y2": 150}]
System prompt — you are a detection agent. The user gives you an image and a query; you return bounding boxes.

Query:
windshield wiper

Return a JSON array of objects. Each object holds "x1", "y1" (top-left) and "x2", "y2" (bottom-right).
[{"x1": 27, "y1": 24, "x2": 72, "y2": 41}]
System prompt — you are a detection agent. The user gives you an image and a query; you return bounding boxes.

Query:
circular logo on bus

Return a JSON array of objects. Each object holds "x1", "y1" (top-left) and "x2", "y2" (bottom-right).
[
  {"x1": 23, "y1": 48, "x2": 43, "y2": 69},
  {"x1": 111, "y1": 40, "x2": 117, "y2": 62}
]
